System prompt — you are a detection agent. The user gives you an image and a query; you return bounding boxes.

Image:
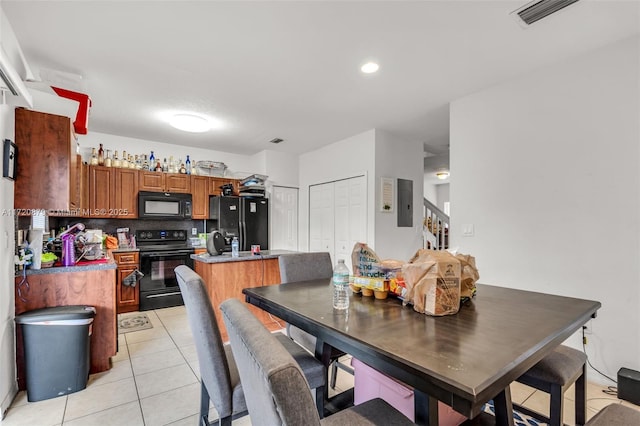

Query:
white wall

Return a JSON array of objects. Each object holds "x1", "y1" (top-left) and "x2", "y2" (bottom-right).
[
  {"x1": 0, "y1": 104, "x2": 16, "y2": 418},
  {"x1": 299, "y1": 129, "x2": 376, "y2": 252},
  {"x1": 423, "y1": 177, "x2": 438, "y2": 203},
  {"x1": 374, "y1": 130, "x2": 424, "y2": 261},
  {"x1": 78, "y1": 131, "x2": 262, "y2": 178},
  {"x1": 299, "y1": 128, "x2": 424, "y2": 262},
  {"x1": 450, "y1": 36, "x2": 640, "y2": 384},
  {"x1": 263, "y1": 150, "x2": 299, "y2": 188},
  {"x1": 0, "y1": 3, "x2": 22, "y2": 415},
  {"x1": 436, "y1": 183, "x2": 449, "y2": 213}
]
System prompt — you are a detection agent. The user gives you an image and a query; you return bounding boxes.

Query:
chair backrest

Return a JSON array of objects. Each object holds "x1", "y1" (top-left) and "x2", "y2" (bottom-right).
[
  {"x1": 279, "y1": 252, "x2": 333, "y2": 283},
  {"x1": 220, "y1": 298, "x2": 321, "y2": 426},
  {"x1": 174, "y1": 265, "x2": 234, "y2": 418}
]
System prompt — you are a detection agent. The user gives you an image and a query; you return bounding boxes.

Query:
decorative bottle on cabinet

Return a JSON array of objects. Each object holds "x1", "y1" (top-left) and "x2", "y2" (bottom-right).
[
  {"x1": 332, "y1": 259, "x2": 350, "y2": 310},
  {"x1": 185, "y1": 155, "x2": 191, "y2": 175},
  {"x1": 149, "y1": 151, "x2": 155, "y2": 171},
  {"x1": 89, "y1": 148, "x2": 98, "y2": 165},
  {"x1": 97, "y1": 143, "x2": 104, "y2": 165}
]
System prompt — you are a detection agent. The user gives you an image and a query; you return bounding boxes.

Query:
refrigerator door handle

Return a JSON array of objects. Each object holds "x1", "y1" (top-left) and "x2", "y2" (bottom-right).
[{"x1": 241, "y1": 221, "x2": 246, "y2": 251}]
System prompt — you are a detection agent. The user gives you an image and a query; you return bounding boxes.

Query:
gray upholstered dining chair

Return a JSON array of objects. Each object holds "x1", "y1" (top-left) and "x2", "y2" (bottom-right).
[
  {"x1": 220, "y1": 298, "x2": 415, "y2": 426},
  {"x1": 175, "y1": 265, "x2": 326, "y2": 425},
  {"x1": 585, "y1": 403, "x2": 640, "y2": 425},
  {"x1": 279, "y1": 252, "x2": 354, "y2": 389},
  {"x1": 514, "y1": 345, "x2": 587, "y2": 426}
]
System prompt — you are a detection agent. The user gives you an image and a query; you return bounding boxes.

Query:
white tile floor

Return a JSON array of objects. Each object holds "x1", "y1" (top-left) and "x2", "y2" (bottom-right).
[{"x1": 2, "y1": 305, "x2": 637, "y2": 425}]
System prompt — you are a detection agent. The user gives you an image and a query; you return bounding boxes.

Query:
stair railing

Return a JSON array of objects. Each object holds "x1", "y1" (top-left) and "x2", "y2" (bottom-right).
[{"x1": 423, "y1": 198, "x2": 449, "y2": 250}]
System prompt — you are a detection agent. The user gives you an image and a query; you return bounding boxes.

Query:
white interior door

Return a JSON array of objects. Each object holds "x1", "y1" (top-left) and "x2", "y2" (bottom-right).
[
  {"x1": 334, "y1": 176, "x2": 366, "y2": 272},
  {"x1": 309, "y1": 176, "x2": 366, "y2": 271},
  {"x1": 309, "y1": 182, "x2": 335, "y2": 261},
  {"x1": 271, "y1": 186, "x2": 298, "y2": 250},
  {"x1": 334, "y1": 179, "x2": 351, "y2": 267}
]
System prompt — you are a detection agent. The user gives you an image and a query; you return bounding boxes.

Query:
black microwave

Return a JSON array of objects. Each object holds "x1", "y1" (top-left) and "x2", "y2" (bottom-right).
[{"x1": 138, "y1": 191, "x2": 192, "y2": 219}]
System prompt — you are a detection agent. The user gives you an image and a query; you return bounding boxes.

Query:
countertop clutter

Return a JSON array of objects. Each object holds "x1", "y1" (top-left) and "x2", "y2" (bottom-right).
[{"x1": 18, "y1": 258, "x2": 117, "y2": 276}]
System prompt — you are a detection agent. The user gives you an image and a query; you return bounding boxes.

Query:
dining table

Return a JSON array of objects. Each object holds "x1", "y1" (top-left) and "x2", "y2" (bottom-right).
[{"x1": 243, "y1": 281, "x2": 600, "y2": 425}]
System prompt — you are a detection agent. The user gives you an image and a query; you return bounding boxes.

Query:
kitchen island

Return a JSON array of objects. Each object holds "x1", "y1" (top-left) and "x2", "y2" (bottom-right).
[
  {"x1": 192, "y1": 250, "x2": 297, "y2": 340},
  {"x1": 14, "y1": 262, "x2": 117, "y2": 390}
]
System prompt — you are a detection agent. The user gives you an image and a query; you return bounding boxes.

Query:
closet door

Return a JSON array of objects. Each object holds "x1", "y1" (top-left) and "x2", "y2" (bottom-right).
[
  {"x1": 334, "y1": 176, "x2": 366, "y2": 271},
  {"x1": 272, "y1": 186, "x2": 299, "y2": 251},
  {"x1": 309, "y1": 183, "x2": 335, "y2": 261}
]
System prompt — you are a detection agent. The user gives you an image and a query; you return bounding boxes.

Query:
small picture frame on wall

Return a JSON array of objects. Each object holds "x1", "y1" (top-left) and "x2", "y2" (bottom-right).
[
  {"x1": 3, "y1": 139, "x2": 17, "y2": 181},
  {"x1": 380, "y1": 177, "x2": 394, "y2": 212}
]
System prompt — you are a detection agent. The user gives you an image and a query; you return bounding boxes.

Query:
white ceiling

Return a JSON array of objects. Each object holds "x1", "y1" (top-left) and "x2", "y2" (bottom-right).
[{"x1": 3, "y1": 0, "x2": 639, "y2": 176}]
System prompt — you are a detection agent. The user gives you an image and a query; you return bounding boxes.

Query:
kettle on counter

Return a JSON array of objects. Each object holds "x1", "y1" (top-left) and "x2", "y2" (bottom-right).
[{"x1": 207, "y1": 231, "x2": 226, "y2": 255}]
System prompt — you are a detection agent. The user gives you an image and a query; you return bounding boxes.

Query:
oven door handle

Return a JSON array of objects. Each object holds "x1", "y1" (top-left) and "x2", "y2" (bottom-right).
[{"x1": 141, "y1": 250, "x2": 194, "y2": 258}]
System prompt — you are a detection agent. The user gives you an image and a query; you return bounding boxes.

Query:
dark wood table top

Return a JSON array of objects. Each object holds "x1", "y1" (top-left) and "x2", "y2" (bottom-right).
[{"x1": 243, "y1": 281, "x2": 601, "y2": 419}]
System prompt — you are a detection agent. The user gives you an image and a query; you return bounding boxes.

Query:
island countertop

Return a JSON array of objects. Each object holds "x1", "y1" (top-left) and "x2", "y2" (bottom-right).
[
  {"x1": 17, "y1": 259, "x2": 117, "y2": 276},
  {"x1": 191, "y1": 249, "x2": 298, "y2": 264}
]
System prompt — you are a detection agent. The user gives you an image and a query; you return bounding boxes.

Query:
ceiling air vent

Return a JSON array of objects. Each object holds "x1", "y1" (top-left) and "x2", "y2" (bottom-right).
[
  {"x1": 513, "y1": 0, "x2": 580, "y2": 26},
  {"x1": 269, "y1": 138, "x2": 284, "y2": 144}
]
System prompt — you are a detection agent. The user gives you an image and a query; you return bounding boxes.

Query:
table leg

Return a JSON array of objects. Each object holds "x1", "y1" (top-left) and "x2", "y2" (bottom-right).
[
  {"x1": 314, "y1": 339, "x2": 332, "y2": 417},
  {"x1": 493, "y1": 387, "x2": 515, "y2": 426},
  {"x1": 414, "y1": 389, "x2": 439, "y2": 426}
]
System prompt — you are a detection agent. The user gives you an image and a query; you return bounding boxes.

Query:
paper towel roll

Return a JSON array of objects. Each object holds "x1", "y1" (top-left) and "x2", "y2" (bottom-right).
[{"x1": 28, "y1": 229, "x2": 44, "y2": 270}]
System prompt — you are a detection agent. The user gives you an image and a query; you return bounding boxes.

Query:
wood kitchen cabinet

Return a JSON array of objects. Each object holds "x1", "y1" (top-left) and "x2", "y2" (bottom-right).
[
  {"x1": 194, "y1": 257, "x2": 282, "y2": 341},
  {"x1": 139, "y1": 170, "x2": 191, "y2": 193},
  {"x1": 87, "y1": 166, "x2": 138, "y2": 218},
  {"x1": 113, "y1": 251, "x2": 140, "y2": 313},
  {"x1": 191, "y1": 175, "x2": 210, "y2": 219},
  {"x1": 14, "y1": 267, "x2": 117, "y2": 390},
  {"x1": 14, "y1": 109, "x2": 81, "y2": 213},
  {"x1": 208, "y1": 177, "x2": 237, "y2": 196},
  {"x1": 114, "y1": 168, "x2": 138, "y2": 217}
]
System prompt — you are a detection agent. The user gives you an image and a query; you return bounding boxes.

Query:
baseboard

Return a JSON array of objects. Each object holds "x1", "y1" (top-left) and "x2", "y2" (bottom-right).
[{"x1": 1, "y1": 382, "x2": 18, "y2": 420}]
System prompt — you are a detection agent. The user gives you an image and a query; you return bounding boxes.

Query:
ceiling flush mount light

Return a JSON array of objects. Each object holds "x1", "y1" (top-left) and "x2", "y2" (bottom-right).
[
  {"x1": 361, "y1": 62, "x2": 379, "y2": 74},
  {"x1": 436, "y1": 171, "x2": 450, "y2": 180},
  {"x1": 169, "y1": 113, "x2": 211, "y2": 133}
]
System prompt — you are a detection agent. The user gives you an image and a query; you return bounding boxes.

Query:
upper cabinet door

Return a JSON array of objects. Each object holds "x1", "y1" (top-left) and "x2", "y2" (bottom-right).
[
  {"x1": 139, "y1": 170, "x2": 191, "y2": 193},
  {"x1": 114, "y1": 168, "x2": 139, "y2": 217},
  {"x1": 191, "y1": 175, "x2": 209, "y2": 219},
  {"x1": 165, "y1": 174, "x2": 191, "y2": 193},
  {"x1": 139, "y1": 170, "x2": 165, "y2": 191},
  {"x1": 14, "y1": 109, "x2": 79, "y2": 212},
  {"x1": 88, "y1": 166, "x2": 114, "y2": 218}
]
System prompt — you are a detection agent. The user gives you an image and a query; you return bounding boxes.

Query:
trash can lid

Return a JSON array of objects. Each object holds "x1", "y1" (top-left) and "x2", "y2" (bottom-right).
[{"x1": 15, "y1": 305, "x2": 96, "y2": 324}]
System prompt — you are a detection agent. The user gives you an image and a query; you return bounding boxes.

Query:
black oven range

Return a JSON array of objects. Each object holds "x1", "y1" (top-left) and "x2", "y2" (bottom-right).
[{"x1": 136, "y1": 229, "x2": 194, "y2": 311}]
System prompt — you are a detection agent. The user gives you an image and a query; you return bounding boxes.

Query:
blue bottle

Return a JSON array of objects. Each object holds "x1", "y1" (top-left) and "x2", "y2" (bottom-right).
[
  {"x1": 149, "y1": 151, "x2": 155, "y2": 171},
  {"x1": 185, "y1": 155, "x2": 192, "y2": 175}
]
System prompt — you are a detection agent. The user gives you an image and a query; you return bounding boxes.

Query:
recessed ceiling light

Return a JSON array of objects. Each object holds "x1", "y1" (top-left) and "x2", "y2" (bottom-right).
[
  {"x1": 361, "y1": 62, "x2": 379, "y2": 74},
  {"x1": 169, "y1": 113, "x2": 212, "y2": 133}
]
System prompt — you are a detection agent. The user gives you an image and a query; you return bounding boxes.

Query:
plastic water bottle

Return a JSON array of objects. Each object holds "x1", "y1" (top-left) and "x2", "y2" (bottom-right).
[
  {"x1": 231, "y1": 237, "x2": 239, "y2": 257},
  {"x1": 185, "y1": 155, "x2": 191, "y2": 175},
  {"x1": 332, "y1": 259, "x2": 350, "y2": 310}
]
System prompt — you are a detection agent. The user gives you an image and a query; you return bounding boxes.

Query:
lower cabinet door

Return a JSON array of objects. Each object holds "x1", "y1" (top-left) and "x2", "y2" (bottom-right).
[{"x1": 117, "y1": 267, "x2": 140, "y2": 313}]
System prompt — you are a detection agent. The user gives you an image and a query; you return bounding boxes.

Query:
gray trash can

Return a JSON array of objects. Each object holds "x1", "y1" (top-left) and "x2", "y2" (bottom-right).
[{"x1": 15, "y1": 305, "x2": 96, "y2": 402}]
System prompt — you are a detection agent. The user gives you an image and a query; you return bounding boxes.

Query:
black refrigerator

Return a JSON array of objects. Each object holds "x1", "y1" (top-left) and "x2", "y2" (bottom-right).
[{"x1": 209, "y1": 196, "x2": 269, "y2": 251}]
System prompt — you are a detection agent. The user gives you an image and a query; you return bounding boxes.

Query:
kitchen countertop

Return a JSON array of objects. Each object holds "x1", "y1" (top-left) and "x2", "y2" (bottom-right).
[
  {"x1": 18, "y1": 259, "x2": 117, "y2": 276},
  {"x1": 110, "y1": 247, "x2": 140, "y2": 253},
  {"x1": 192, "y1": 249, "x2": 298, "y2": 263}
]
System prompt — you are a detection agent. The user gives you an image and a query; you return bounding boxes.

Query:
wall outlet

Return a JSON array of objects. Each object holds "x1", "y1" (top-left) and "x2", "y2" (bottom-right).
[{"x1": 191, "y1": 228, "x2": 197, "y2": 236}]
